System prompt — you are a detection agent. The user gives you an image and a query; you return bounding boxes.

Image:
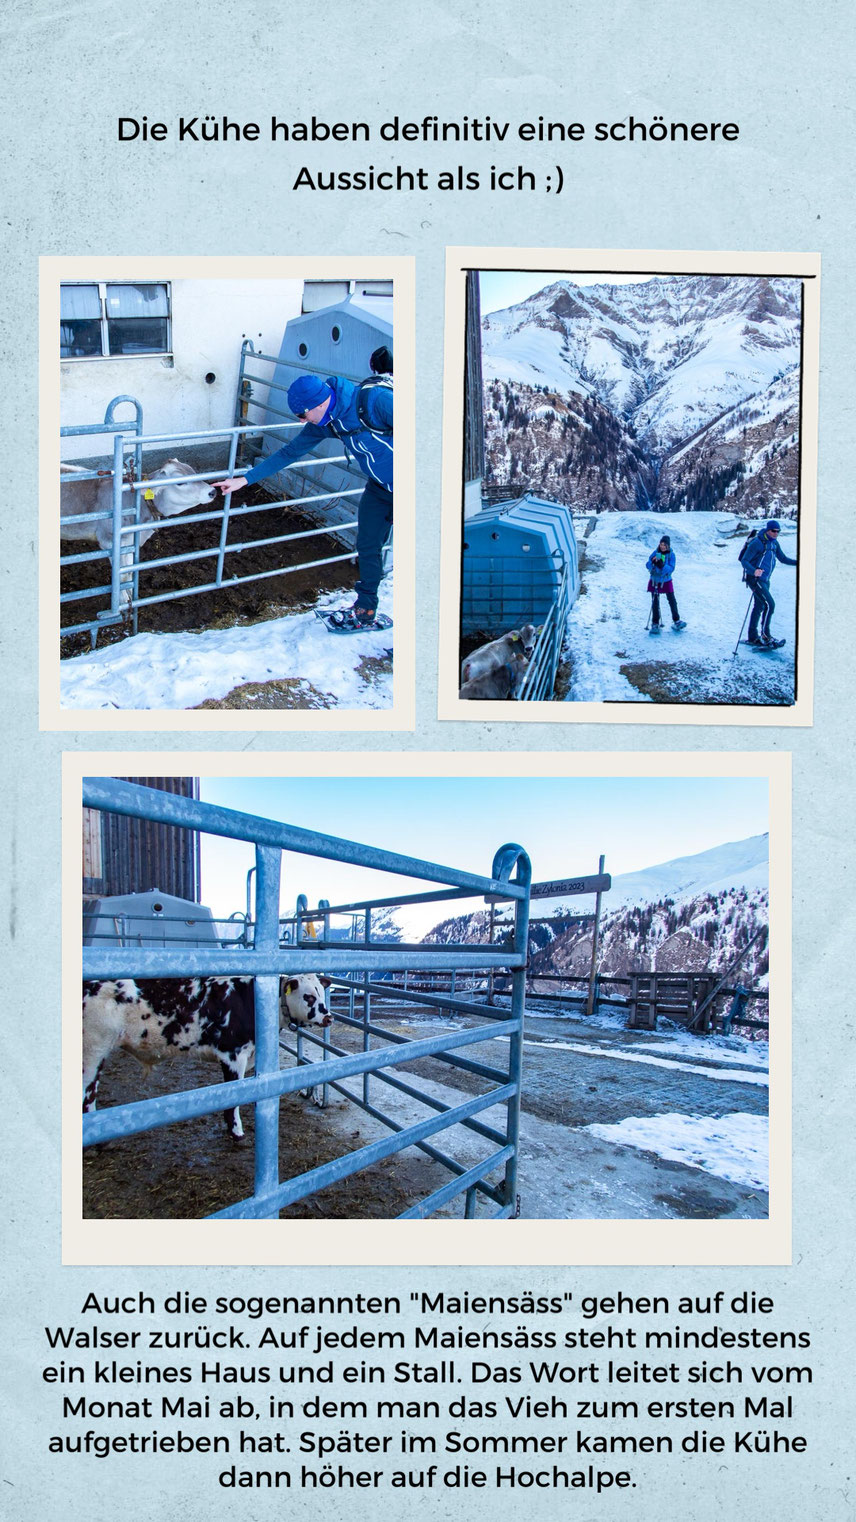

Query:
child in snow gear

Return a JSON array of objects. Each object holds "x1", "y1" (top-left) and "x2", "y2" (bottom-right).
[
  {"x1": 740, "y1": 519, "x2": 796, "y2": 648},
  {"x1": 646, "y1": 536, "x2": 686, "y2": 632},
  {"x1": 212, "y1": 365, "x2": 394, "y2": 626}
]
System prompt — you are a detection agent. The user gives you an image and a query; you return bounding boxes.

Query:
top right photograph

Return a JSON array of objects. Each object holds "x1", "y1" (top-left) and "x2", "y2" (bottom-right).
[{"x1": 441, "y1": 250, "x2": 819, "y2": 725}]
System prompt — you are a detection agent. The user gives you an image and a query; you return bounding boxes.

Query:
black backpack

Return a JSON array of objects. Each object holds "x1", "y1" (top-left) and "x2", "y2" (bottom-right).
[
  {"x1": 327, "y1": 374, "x2": 393, "y2": 437},
  {"x1": 738, "y1": 531, "x2": 757, "y2": 579},
  {"x1": 355, "y1": 374, "x2": 393, "y2": 434}
]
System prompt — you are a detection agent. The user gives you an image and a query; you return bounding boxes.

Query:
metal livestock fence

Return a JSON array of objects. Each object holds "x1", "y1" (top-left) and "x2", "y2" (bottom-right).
[
  {"x1": 81, "y1": 779, "x2": 532, "y2": 1221},
  {"x1": 61, "y1": 384, "x2": 367, "y2": 649}
]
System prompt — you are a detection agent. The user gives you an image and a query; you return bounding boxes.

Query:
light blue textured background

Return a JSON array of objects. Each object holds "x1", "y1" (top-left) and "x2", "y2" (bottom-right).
[{"x1": 1, "y1": 2, "x2": 853, "y2": 1517}]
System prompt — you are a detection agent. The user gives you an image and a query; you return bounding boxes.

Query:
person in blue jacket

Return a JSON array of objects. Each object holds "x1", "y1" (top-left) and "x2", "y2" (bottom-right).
[
  {"x1": 741, "y1": 519, "x2": 797, "y2": 648},
  {"x1": 646, "y1": 535, "x2": 686, "y2": 633},
  {"x1": 214, "y1": 360, "x2": 393, "y2": 628}
]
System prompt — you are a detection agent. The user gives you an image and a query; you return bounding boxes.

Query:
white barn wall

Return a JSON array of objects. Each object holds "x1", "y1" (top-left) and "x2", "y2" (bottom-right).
[{"x1": 59, "y1": 279, "x2": 304, "y2": 461}]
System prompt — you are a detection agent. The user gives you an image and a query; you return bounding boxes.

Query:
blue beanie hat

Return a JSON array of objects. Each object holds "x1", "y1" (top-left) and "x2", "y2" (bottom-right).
[
  {"x1": 766, "y1": 519, "x2": 781, "y2": 532},
  {"x1": 288, "y1": 375, "x2": 333, "y2": 415}
]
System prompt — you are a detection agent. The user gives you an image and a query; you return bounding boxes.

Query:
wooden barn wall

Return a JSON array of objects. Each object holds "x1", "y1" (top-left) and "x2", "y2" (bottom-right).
[
  {"x1": 83, "y1": 777, "x2": 201, "y2": 902},
  {"x1": 464, "y1": 269, "x2": 484, "y2": 487}
]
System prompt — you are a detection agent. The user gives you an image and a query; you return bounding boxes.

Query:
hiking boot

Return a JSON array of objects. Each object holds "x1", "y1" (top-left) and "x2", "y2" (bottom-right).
[
  {"x1": 649, "y1": 624, "x2": 662, "y2": 635},
  {"x1": 328, "y1": 601, "x2": 377, "y2": 630}
]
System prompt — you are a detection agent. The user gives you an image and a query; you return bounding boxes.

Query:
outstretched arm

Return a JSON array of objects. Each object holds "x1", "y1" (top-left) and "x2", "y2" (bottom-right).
[
  {"x1": 774, "y1": 541, "x2": 797, "y2": 567},
  {"x1": 211, "y1": 421, "x2": 330, "y2": 494}
]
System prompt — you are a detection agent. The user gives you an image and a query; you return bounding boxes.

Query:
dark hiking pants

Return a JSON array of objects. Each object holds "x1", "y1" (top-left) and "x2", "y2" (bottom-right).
[
  {"x1": 748, "y1": 579, "x2": 775, "y2": 640},
  {"x1": 651, "y1": 587, "x2": 680, "y2": 625},
  {"x1": 354, "y1": 479, "x2": 393, "y2": 607}
]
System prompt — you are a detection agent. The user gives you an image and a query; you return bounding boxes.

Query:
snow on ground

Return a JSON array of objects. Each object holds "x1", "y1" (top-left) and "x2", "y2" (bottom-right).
[
  {"x1": 530, "y1": 1040, "x2": 768, "y2": 1087},
  {"x1": 585, "y1": 1112, "x2": 769, "y2": 1191},
  {"x1": 622, "y1": 1031, "x2": 769, "y2": 1070},
  {"x1": 567, "y1": 511, "x2": 796, "y2": 705},
  {"x1": 60, "y1": 588, "x2": 393, "y2": 710}
]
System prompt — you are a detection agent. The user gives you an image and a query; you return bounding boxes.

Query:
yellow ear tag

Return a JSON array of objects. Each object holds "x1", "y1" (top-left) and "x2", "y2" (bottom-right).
[
  {"x1": 510, "y1": 632, "x2": 519, "y2": 641},
  {"x1": 143, "y1": 488, "x2": 156, "y2": 501}
]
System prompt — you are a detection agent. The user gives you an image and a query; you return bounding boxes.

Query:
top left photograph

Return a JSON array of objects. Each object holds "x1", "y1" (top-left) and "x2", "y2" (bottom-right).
[{"x1": 39, "y1": 256, "x2": 415, "y2": 731}]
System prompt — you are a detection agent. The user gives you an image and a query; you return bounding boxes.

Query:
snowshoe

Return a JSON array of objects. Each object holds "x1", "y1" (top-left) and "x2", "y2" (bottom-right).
[
  {"x1": 762, "y1": 636, "x2": 786, "y2": 649},
  {"x1": 649, "y1": 624, "x2": 662, "y2": 636},
  {"x1": 742, "y1": 638, "x2": 778, "y2": 652},
  {"x1": 316, "y1": 606, "x2": 393, "y2": 635},
  {"x1": 672, "y1": 620, "x2": 687, "y2": 631}
]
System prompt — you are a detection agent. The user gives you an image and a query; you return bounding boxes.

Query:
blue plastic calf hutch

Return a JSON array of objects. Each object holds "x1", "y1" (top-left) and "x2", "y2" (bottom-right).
[{"x1": 462, "y1": 493, "x2": 580, "y2": 638}]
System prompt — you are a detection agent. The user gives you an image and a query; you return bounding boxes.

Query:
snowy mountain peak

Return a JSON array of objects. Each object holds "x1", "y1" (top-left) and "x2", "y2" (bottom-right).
[
  {"x1": 482, "y1": 272, "x2": 803, "y2": 517},
  {"x1": 606, "y1": 833, "x2": 769, "y2": 910}
]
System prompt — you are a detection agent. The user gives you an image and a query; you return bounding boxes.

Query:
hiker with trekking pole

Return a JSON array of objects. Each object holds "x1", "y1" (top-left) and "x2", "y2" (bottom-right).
[
  {"x1": 213, "y1": 345, "x2": 394, "y2": 634},
  {"x1": 645, "y1": 534, "x2": 687, "y2": 634},
  {"x1": 735, "y1": 519, "x2": 797, "y2": 652}
]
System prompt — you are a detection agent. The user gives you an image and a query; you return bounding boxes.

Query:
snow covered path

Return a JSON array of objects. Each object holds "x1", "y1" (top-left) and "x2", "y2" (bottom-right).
[
  {"x1": 566, "y1": 511, "x2": 797, "y2": 705},
  {"x1": 60, "y1": 589, "x2": 393, "y2": 710}
]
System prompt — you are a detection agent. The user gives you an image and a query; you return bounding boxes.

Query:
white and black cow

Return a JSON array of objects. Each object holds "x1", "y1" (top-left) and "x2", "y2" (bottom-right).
[{"x1": 82, "y1": 975, "x2": 332, "y2": 1142}]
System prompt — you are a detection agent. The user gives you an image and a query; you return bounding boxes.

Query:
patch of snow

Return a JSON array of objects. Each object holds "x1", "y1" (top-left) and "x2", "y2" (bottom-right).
[
  {"x1": 60, "y1": 589, "x2": 393, "y2": 711},
  {"x1": 626, "y1": 1031, "x2": 768, "y2": 1069},
  {"x1": 527, "y1": 1041, "x2": 769, "y2": 1087},
  {"x1": 584, "y1": 1111, "x2": 769, "y2": 1190}
]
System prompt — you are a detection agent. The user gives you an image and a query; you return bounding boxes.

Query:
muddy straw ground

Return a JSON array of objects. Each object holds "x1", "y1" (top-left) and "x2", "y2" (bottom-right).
[
  {"x1": 60, "y1": 485, "x2": 355, "y2": 657},
  {"x1": 82, "y1": 1015, "x2": 478, "y2": 1222}
]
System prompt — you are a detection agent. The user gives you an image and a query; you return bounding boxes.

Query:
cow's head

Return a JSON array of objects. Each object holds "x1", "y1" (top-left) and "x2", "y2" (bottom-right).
[
  {"x1": 280, "y1": 974, "x2": 333, "y2": 1029},
  {"x1": 152, "y1": 459, "x2": 218, "y2": 516},
  {"x1": 516, "y1": 623, "x2": 539, "y2": 659}
]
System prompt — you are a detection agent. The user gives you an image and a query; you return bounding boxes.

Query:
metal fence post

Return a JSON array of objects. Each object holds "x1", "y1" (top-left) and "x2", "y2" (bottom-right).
[
  {"x1": 214, "y1": 426, "x2": 240, "y2": 587},
  {"x1": 585, "y1": 855, "x2": 606, "y2": 1018},
  {"x1": 253, "y1": 844, "x2": 283, "y2": 1213},
  {"x1": 109, "y1": 432, "x2": 124, "y2": 618},
  {"x1": 493, "y1": 843, "x2": 531, "y2": 1215},
  {"x1": 363, "y1": 906, "x2": 372, "y2": 1107}
]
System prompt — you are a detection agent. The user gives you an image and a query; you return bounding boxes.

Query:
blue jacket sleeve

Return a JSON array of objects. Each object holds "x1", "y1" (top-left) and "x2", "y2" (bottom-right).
[
  {"x1": 774, "y1": 541, "x2": 797, "y2": 567},
  {"x1": 742, "y1": 535, "x2": 765, "y2": 573},
  {"x1": 243, "y1": 421, "x2": 328, "y2": 485}
]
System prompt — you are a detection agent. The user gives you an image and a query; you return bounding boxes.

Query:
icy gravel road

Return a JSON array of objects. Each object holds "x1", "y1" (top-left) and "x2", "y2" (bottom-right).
[{"x1": 566, "y1": 511, "x2": 796, "y2": 706}]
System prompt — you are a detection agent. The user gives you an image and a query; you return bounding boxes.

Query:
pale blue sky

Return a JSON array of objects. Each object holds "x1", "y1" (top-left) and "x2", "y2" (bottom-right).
[
  {"x1": 197, "y1": 775, "x2": 767, "y2": 926},
  {"x1": 479, "y1": 270, "x2": 657, "y2": 315}
]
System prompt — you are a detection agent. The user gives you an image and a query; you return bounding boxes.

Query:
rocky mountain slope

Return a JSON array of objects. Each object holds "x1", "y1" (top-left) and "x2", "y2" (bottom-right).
[
  {"x1": 481, "y1": 275, "x2": 802, "y2": 519},
  {"x1": 419, "y1": 834, "x2": 770, "y2": 989}
]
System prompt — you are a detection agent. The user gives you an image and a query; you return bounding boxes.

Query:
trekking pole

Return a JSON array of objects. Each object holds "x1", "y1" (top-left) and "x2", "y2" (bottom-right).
[
  {"x1": 644, "y1": 596, "x2": 653, "y2": 631},
  {"x1": 732, "y1": 587, "x2": 755, "y2": 657}
]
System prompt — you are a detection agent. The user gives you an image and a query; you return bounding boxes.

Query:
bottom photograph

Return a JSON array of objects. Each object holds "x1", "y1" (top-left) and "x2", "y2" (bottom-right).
[{"x1": 66, "y1": 755, "x2": 788, "y2": 1263}]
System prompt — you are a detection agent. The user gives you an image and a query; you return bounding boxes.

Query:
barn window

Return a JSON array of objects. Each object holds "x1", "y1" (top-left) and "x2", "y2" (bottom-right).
[{"x1": 61, "y1": 282, "x2": 172, "y2": 360}]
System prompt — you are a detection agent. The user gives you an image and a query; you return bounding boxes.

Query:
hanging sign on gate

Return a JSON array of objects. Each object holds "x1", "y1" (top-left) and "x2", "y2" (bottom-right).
[
  {"x1": 486, "y1": 872, "x2": 611, "y2": 903},
  {"x1": 530, "y1": 873, "x2": 612, "y2": 899}
]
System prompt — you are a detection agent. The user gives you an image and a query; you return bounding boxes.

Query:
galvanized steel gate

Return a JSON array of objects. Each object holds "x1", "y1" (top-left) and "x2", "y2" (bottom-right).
[
  {"x1": 81, "y1": 779, "x2": 531, "y2": 1221},
  {"x1": 61, "y1": 381, "x2": 365, "y2": 648}
]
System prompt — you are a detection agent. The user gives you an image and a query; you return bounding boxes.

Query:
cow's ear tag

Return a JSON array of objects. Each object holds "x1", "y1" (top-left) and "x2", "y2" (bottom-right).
[
  {"x1": 143, "y1": 488, "x2": 155, "y2": 501},
  {"x1": 511, "y1": 632, "x2": 519, "y2": 641}
]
